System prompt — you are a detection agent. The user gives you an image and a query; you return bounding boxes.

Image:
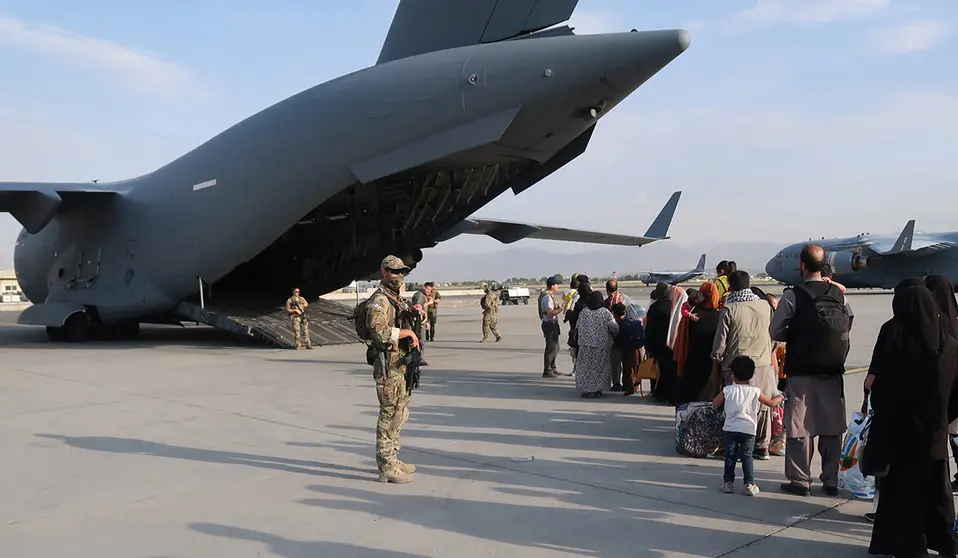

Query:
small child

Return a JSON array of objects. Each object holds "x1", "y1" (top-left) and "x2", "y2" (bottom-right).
[{"x1": 713, "y1": 355, "x2": 784, "y2": 496}]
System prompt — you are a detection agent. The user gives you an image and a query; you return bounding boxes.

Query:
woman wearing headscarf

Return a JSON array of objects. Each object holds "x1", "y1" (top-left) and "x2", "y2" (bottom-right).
[
  {"x1": 566, "y1": 275, "x2": 593, "y2": 367},
  {"x1": 572, "y1": 291, "x2": 620, "y2": 398},
  {"x1": 925, "y1": 274, "x2": 958, "y2": 492},
  {"x1": 644, "y1": 283, "x2": 687, "y2": 405},
  {"x1": 864, "y1": 280, "x2": 958, "y2": 558},
  {"x1": 675, "y1": 282, "x2": 722, "y2": 405}
]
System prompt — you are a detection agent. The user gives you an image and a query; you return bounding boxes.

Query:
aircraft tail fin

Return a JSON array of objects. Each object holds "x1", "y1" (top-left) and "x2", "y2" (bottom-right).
[
  {"x1": 377, "y1": 0, "x2": 580, "y2": 65},
  {"x1": 888, "y1": 219, "x2": 916, "y2": 254},
  {"x1": 693, "y1": 254, "x2": 706, "y2": 272},
  {"x1": 0, "y1": 182, "x2": 116, "y2": 234},
  {"x1": 643, "y1": 191, "x2": 682, "y2": 239}
]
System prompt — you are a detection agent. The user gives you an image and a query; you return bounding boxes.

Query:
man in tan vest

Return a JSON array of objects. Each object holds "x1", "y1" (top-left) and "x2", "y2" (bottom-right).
[{"x1": 711, "y1": 270, "x2": 777, "y2": 460}]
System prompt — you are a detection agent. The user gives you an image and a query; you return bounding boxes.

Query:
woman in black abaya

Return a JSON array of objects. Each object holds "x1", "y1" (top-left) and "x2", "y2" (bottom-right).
[
  {"x1": 865, "y1": 280, "x2": 958, "y2": 557},
  {"x1": 925, "y1": 274, "x2": 958, "y2": 491}
]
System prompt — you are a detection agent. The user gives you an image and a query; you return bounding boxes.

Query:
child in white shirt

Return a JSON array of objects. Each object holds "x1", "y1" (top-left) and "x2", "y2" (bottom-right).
[{"x1": 713, "y1": 355, "x2": 784, "y2": 496}]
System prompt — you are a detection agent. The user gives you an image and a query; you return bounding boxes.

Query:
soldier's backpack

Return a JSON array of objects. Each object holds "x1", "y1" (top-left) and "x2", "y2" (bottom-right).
[
  {"x1": 352, "y1": 289, "x2": 400, "y2": 342},
  {"x1": 480, "y1": 294, "x2": 489, "y2": 311}
]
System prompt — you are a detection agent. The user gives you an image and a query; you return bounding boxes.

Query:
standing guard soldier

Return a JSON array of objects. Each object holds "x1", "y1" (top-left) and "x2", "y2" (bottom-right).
[
  {"x1": 362, "y1": 255, "x2": 423, "y2": 484},
  {"x1": 480, "y1": 282, "x2": 502, "y2": 342},
  {"x1": 285, "y1": 287, "x2": 312, "y2": 350}
]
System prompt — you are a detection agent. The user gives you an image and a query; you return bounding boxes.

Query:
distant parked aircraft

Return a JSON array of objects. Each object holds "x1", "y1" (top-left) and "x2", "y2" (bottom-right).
[
  {"x1": 638, "y1": 254, "x2": 707, "y2": 285},
  {"x1": 766, "y1": 220, "x2": 958, "y2": 289}
]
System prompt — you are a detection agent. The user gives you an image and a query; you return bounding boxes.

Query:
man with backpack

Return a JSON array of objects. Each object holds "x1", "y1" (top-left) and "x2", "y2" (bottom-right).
[
  {"x1": 354, "y1": 255, "x2": 422, "y2": 484},
  {"x1": 770, "y1": 244, "x2": 854, "y2": 497}
]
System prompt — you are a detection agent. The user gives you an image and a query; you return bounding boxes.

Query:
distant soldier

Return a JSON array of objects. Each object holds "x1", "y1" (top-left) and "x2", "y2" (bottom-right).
[
  {"x1": 410, "y1": 283, "x2": 433, "y2": 366},
  {"x1": 285, "y1": 287, "x2": 312, "y2": 350},
  {"x1": 480, "y1": 283, "x2": 502, "y2": 342},
  {"x1": 362, "y1": 255, "x2": 421, "y2": 484},
  {"x1": 426, "y1": 282, "x2": 441, "y2": 341}
]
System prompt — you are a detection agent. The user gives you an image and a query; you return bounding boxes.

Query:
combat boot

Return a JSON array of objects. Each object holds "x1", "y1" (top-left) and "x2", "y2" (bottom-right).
[
  {"x1": 395, "y1": 460, "x2": 416, "y2": 474},
  {"x1": 378, "y1": 466, "x2": 412, "y2": 484}
]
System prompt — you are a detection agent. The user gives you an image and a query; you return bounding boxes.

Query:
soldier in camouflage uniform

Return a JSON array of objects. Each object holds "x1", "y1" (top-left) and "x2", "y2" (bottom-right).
[
  {"x1": 366, "y1": 255, "x2": 423, "y2": 484},
  {"x1": 285, "y1": 287, "x2": 312, "y2": 349},
  {"x1": 480, "y1": 284, "x2": 502, "y2": 342}
]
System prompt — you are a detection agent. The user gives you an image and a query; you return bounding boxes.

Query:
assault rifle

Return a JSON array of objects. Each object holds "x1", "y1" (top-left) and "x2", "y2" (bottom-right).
[{"x1": 398, "y1": 305, "x2": 425, "y2": 394}]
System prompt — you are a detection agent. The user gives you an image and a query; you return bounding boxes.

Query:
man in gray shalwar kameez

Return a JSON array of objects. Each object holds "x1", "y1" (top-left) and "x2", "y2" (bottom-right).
[{"x1": 771, "y1": 244, "x2": 854, "y2": 497}]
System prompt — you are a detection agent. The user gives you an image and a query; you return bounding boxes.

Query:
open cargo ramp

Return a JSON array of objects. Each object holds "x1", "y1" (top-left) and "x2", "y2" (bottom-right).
[{"x1": 176, "y1": 297, "x2": 360, "y2": 348}]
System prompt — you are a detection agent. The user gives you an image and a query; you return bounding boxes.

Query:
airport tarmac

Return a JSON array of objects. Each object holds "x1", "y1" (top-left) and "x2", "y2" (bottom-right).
[{"x1": 0, "y1": 290, "x2": 897, "y2": 557}]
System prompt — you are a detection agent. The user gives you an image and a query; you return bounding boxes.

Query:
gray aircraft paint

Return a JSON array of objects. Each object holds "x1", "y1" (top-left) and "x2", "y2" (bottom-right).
[
  {"x1": 1, "y1": 1, "x2": 690, "y2": 338},
  {"x1": 639, "y1": 254, "x2": 707, "y2": 285},
  {"x1": 766, "y1": 220, "x2": 958, "y2": 289}
]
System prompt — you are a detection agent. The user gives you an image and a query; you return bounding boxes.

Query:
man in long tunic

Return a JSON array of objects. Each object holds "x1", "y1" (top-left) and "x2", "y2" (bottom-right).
[{"x1": 770, "y1": 244, "x2": 854, "y2": 497}]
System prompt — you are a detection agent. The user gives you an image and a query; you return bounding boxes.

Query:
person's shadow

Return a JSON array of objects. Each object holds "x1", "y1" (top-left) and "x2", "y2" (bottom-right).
[{"x1": 191, "y1": 523, "x2": 427, "y2": 557}]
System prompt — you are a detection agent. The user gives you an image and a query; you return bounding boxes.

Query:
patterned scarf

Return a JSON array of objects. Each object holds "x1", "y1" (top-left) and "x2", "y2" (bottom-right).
[{"x1": 725, "y1": 288, "x2": 760, "y2": 304}]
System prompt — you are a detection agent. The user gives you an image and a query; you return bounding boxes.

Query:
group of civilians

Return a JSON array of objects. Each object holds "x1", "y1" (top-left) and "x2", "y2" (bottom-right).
[{"x1": 539, "y1": 244, "x2": 958, "y2": 557}]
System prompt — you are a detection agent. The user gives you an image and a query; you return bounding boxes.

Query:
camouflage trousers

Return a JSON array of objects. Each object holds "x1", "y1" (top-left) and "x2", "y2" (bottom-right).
[
  {"x1": 376, "y1": 370, "x2": 411, "y2": 471},
  {"x1": 482, "y1": 314, "x2": 501, "y2": 340},
  {"x1": 291, "y1": 315, "x2": 311, "y2": 348}
]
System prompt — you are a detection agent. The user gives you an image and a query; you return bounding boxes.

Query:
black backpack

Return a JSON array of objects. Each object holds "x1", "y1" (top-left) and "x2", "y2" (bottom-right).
[{"x1": 791, "y1": 282, "x2": 851, "y2": 368}]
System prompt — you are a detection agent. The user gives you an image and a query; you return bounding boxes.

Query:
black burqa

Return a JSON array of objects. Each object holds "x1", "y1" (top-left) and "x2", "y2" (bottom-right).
[
  {"x1": 865, "y1": 281, "x2": 958, "y2": 558},
  {"x1": 645, "y1": 283, "x2": 676, "y2": 404},
  {"x1": 925, "y1": 274, "x2": 958, "y2": 485}
]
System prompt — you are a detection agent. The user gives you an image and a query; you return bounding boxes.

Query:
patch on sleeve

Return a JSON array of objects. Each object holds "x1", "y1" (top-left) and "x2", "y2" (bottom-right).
[{"x1": 369, "y1": 303, "x2": 382, "y2": 310}]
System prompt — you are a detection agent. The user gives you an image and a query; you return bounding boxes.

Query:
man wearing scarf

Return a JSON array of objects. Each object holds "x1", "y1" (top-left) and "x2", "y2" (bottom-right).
[
  {"x1": 770, "y1": 244, "x2": 853, "y2": 497},
  {"x1": 366, "y1": 255, "x2": 423, "y2": 485},
  {"x1": 712, "y1": 270, "x2": 777, "y2": 459}
]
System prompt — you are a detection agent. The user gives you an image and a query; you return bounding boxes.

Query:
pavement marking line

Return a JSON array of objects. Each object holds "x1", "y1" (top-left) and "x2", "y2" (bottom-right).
[
  {"x1": 844, "y1": 367, "x2": 869, "y2": 375},
  {"x1": 715, "y1": 498, "x2": 854, "y2": 557}
]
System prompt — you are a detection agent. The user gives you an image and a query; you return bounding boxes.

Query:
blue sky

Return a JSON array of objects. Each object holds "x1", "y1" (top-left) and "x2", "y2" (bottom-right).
[{"x1": 1, "y1": 0, "x2": 957, "y2": 267}]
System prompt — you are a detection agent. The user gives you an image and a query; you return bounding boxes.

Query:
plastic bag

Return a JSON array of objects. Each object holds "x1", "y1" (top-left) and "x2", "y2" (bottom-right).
[
  {"x1": 675, "y1": 402, "x2": 725, "y2": 458},
  {"x1": 838, "y1": 404, "x2": 876, "y2": 500},
  {"x1": 619, "y1": 294, "x2": 647, "y2": 321},
  {"x1": 769, "y1": 405, "x2": 785, "y2": 455}
]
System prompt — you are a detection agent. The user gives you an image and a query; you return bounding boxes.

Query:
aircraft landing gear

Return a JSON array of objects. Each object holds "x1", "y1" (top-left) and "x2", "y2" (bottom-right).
[
  {"x1": 114, "y1": 321, "x2": 140, "y2": 340},
  {"x1": 46, "y1": 312, "x2": 90, "y2": 342}
]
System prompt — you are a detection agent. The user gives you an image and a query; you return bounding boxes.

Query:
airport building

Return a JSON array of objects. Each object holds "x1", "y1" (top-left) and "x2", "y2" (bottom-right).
[{"x1": 0, "y1": 269, "x2": 23, "y2": 302}]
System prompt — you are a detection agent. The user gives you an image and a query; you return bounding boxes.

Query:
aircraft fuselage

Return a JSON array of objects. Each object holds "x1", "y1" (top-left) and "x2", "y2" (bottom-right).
[{"x1": 14, "y1": 30, "x2": 689, "y2": 328}]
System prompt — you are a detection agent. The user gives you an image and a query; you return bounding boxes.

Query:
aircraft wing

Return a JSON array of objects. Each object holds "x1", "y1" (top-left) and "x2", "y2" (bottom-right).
[
  {"x1": 438, "y1": 191, "x2": 682, "y2": 247},
  {"x1": 0, "y1": 182, "x2": 116, "y2": 234},
  {"x1": 378, "y1": 0, "x2": 580, "y2": 64}
]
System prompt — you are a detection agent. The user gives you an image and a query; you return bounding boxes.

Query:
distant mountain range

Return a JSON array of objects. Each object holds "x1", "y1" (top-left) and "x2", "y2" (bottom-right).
[{"x1": 412, "y1": 240, "x2": 783, "y2": 283}]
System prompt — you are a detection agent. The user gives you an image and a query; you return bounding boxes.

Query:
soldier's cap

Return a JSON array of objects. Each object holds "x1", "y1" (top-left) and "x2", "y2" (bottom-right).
[{"x1": 381, "y1": 255, "x2": 411, "y2": 274}]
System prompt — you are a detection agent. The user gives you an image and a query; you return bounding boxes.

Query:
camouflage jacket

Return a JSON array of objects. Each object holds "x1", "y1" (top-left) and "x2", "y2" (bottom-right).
[
  {"x1": 285, "y1": 295, "x2": 307, "y2": 316},
  {"x1": 427, "y1": 290, "x2": 441, "y2": 317},
  {"x1": 365, "y1": 287, "x2": 411, "y2": 377},
  {"x1": 481, "y1": 292, "x2": 498, "y2": 315}
]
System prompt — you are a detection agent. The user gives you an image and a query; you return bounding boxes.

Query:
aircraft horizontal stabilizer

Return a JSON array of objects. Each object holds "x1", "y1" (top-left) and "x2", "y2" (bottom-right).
[
  {"x1": 378, "y1": 0, "x2": 580, "y2": 64},
  {"x1": 455, "y1": 191, "x2": 682, "y2": 247},
  {"x1": 0, "y1": 182, "x2": 116, "y2": 234}
]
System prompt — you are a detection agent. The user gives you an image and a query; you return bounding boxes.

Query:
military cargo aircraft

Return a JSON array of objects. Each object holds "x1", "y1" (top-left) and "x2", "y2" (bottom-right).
[
  {"x1": 765, "y1": 220, "x2": 958, "y2": 289},
  {"x1": 637, "y1": 253, "x2": 707, "y2": 285},
  {"x1": 0, "y1": 0, "x2": 691, "y2": 346}
]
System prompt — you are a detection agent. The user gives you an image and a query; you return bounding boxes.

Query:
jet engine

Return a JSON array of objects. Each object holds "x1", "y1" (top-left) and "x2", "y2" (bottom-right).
[{"x1": 826, "y1": 251, "x2": 868, "y2": 275}]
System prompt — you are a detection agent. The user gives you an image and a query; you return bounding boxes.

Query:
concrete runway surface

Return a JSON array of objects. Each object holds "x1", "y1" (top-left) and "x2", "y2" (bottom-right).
[{"x1": 0, "y1": 290, "x2": 901, "y2": 557}]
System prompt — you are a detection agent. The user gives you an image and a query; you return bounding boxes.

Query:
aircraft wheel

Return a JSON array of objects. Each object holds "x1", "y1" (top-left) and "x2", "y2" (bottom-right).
[
  {"x1": 62, "y1": 312, "x2": 90, "y2": 343},
  {"x1": 116, "y1": 321, "x2": 140, "y2": 340},
  {"x1": 46, "y1": 326, "x2": 65, "y2": 342},
  {"x1": 523, "y1": 298, "x2": 529, "y2": 305}
]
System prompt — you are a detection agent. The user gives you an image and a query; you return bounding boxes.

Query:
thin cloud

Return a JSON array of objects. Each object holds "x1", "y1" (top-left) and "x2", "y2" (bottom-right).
[
  {"x1": 866, "y1": 19, "x2": 951, "y2": 54},
  {"x1": 0, "y1": 13, "x2": 207, "y2": 98},
  {"x1": 735, "y1": 0, "x2": 891, "y2": 25}
]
